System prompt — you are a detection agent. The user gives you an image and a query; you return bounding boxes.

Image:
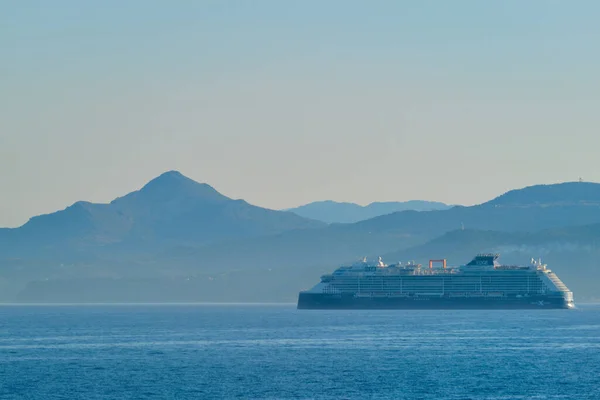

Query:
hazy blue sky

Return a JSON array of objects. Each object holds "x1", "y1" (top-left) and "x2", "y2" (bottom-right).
[{"x1": 2, "y1": 1, "x2": 600, "y2": 227}]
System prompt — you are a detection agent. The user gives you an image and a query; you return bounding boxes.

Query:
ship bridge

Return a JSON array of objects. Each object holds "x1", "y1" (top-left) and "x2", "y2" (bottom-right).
[{"x1": 463, "y1": 254, "x2": 500, "y2": 269}]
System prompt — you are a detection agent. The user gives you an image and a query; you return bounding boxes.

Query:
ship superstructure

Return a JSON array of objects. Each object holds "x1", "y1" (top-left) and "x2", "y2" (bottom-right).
[{"x1": 297, "y1": 254, "x2": 574, "y2": 309}]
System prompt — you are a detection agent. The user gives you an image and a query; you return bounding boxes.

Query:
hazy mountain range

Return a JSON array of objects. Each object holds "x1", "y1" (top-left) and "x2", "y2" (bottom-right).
[
  {"x1": 2, "y1": 171, "x2": 600, "y2": 303},
  {"x1": 285, "y1": 200, "x2": 452, "y2": 223}
]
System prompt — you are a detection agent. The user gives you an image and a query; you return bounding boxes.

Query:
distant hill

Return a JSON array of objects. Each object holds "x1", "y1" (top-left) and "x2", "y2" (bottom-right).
[
  {"x1": 285, "y1": 200, "x2": 452, "y2": 223},
  {"x1": 3, "y1": 178, "x2": 600, "y2": 302},
  {"x1": 349, "y1": 181, "x2": 600, "y2": 237},
  {"x1": 0, "y1": 171, "x2": 324, "y2": 256},
  {"x1": 13, "y1": 225, "x2": 600, "y2": 303},
  {"x1": 382, "y1": 227, "x2": 597, "y2": 263},
  {"x1": 486, "y1": 181, "x2": 600, "y2": 207}
]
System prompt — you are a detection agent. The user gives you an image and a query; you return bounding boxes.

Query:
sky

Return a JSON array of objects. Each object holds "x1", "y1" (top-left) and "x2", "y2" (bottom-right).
[{"x1": 2, "y1": 0, "x2": 600, "y2": 227}]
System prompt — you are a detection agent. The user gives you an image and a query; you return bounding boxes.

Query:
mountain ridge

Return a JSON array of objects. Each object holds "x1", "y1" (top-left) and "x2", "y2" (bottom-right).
[
  {"x1": 483, "y1": 181, "x2": 600, "y2": 207},
  {"x1": 0, "y1": 171, "x2": 325, "y2": 253},
  {"x1": 286, "y1": 199, "x2": 452, "y2": 223},
  {"x1": 3, "y1": 175, "x2": 600, "y2": 302}
]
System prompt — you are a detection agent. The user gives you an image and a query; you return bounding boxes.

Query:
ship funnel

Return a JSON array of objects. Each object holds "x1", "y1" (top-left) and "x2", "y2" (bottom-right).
[{"x1": 429, "y1": 259, "x2": 447, "y2": 269}]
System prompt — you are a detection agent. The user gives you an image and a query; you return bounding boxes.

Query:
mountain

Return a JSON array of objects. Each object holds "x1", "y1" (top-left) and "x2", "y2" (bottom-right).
[
  {"x1": 349, "y1": 181, "x2": 600, "y2": 237},
  {"x1": 4, "y1": 178, "x2": 600, "y2": 302},
  {"x1": 105, "y1": 171, "x2": 324, "y2": 245},
  {"x1": 0, "y1": 171, "x2": 325, "y2": 256},
  {"x1": 13, "y1": 225, "x2": 600, "y2": 303},
  {"x1": 286, "y1": 200, "x2": 451, "y2": 223}
]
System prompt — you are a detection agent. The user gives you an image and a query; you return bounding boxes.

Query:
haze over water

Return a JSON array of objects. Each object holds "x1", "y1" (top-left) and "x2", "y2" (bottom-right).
[{"x1": 1, "y1": 304, "x2": 599, "y2": 399}]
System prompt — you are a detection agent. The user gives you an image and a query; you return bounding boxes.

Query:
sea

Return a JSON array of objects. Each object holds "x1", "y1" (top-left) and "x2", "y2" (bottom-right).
[{"x1": 1, "y1": 304, "x2": 599, "y2": 400}]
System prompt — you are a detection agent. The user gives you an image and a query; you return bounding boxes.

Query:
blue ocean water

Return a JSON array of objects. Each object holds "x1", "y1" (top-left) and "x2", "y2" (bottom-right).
[{"x1": 0, "y1": 304, "x2": 599, "y2": 399}]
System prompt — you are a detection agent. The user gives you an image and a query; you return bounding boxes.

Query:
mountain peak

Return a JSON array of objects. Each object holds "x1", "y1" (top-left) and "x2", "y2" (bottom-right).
[
  {"x1": 142, "y1": 170, "x2": 195, "y2": 188},
  {"x1": 111, "y1": 171, "x2": 229, "y2": 206}
]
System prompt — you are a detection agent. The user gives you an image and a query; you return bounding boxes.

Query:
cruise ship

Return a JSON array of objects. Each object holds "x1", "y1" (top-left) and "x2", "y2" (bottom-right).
[{"x1": 297, "y1": 254, "x2": 574, "y2": 309}]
